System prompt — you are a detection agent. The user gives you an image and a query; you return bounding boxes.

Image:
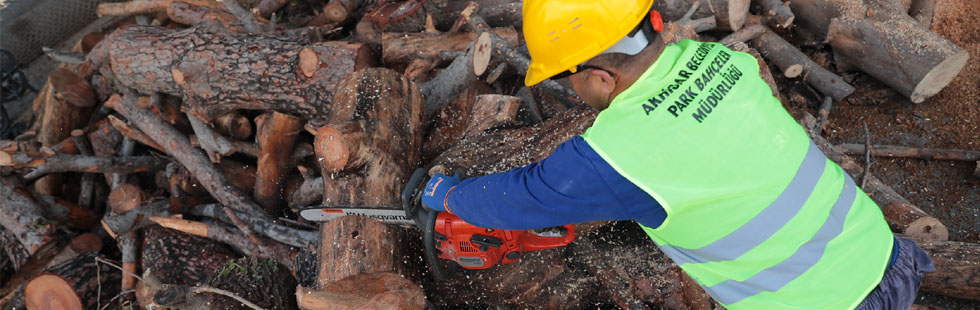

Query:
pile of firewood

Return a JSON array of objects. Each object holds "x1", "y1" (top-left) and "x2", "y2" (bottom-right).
[{"x1": 1, "y1": 0, "x2": 977, "y2": 309}]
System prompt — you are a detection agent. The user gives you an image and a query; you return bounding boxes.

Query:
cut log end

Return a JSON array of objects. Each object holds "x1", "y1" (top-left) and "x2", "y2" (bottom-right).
[
  {"x1": 25, "y1": 274, "x2": 83, "y2": 310},
  {"x1": 473, "y1": 32, "x2": 493, "y2": 76},
  {"x1": 69, "y1": 233, "x2": 103, "y2": 253},
  {"x1": 727, "y1": 0, "x2": 751, "y2": 30},
  {"x1": 108, "y1": 184, "x2": 146, "y2": 214},
  {"x1": 313, "y1": 123, "x2": 365, "y2": 172},
  {"x1": 322, "y1": 1, "x2": 349, "y2": 24},
  {"x1": 906, "y1": 217, "x2": 950, "y2": 241},
  {"x1": 910, "y1": 50, "x2": 970, "y2": 103},
  {"x1": 300, "y1": 48, "x2": 320, "y2": 78},
  {"x1": 783, "y1": 64, "x2": 803, "y2": 78}
]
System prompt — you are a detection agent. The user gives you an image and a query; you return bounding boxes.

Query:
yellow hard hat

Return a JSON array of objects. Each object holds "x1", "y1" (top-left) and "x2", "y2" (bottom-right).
[{"x1": 523, "y1": 0, "x2": 655, "y2": 86}]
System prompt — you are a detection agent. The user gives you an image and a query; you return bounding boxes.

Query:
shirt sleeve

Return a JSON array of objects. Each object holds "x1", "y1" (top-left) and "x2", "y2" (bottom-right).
[{"x1": 445, "y1": 136, "x2": 667, "y2": 230}]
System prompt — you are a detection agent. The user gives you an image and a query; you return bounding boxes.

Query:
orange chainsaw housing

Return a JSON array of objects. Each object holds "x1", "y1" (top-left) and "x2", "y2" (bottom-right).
[{"x1": 432, "y1": 212, "x2": 575, "y2": 269}]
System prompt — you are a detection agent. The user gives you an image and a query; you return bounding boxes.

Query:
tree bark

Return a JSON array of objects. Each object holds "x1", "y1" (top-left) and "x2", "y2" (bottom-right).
[
  {"x1": 316, "y1": 216, "x2": 423, "y2": 287},
  {"x1": 105, "y1": 25, "x2": 374, "y2": 123},
  {"x1": 142, "y1": 225, "x2": 239, "y2": 286},
  {"x1": 789, "y1": 0, "x2": 969, "y2": 103},
  {"x1": 0, "y1": 177, "x2": 58, "y2": 270},
  {"x1": 254, "y1": 112, "x2": 305, "y2": 214},
  {"x1": 910, "y1": 237, "x2": 980, "y2": 301},
  {"x1": 315, "y1": 68, "x2": 425, "y2": 207},
  {"x1": 23, "y1": 252, "x2": 120, "y2": 310}
]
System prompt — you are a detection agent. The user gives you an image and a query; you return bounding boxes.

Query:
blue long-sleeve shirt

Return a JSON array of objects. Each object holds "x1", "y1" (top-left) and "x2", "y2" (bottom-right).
[{"x1": 446, "y1": 136, "x2": 667, "y2": 230}]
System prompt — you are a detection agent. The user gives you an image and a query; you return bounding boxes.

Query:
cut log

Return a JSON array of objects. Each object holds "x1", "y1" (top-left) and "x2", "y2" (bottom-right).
[
  {"x1": 142, "y1": 225, "x2": 239, "y2": 286},
  {"x1": 800, "y1": 113, "x2": 949, "y2": 240},
  {"x1": 286, "y1": 175, "x2": 324, "y2": 208},
  {"x1": 254, "y1": 112, "x2": 305, "y2": 214},
  {"x1": 837, "y1": 144, "x2": 980, "y2": 161},
  {"x1": 108, "y1": 183, "x2": 147, "y2": 214},
  {"x1": 296, "y1": 273, "x2": 425, "y2": 310},
  {"x1": 789, "y1": 0, "x2": 969, "y2": 103},
  {"x1": 418, "y1": 36, "x2": 484, "y2": 119},
  {"x1": 0, "y1": 177, "x2": 58, "y2": 269},
  {"x1": 422, "y1": 82, "x2": 495, "y2": 161},
  {"x1": 749, "y1": 26, "x2": 856, "y2": 100},
  {"x1": 185, "y1": 204, "x2": 318, "y2": 248},
  {"x1": 909, "y1": 237, "x2": 980, "y2": 301},
  {"x1": 316, "y1": 68, "x2": 425, "y2": 207},
  {"x1": 654, "y1": 0, "x2": 751, "y2": 31},
  {"x1": 381, "y1": 27, "x2": 519, "y2": 66},
  {"x1": 463, "y1": 94, "x2": 522, "y2": 137},
  {"x1": 105, "y1": 25, "x2": 375, "y2": 123},
  {"x1": 24, "y1": 252, "x2": 120, "y2": 310},
  {"x1": 316, "y1": 216, "x2": 422, "y2": 287},
  {"x1": 31, "y1": 193, "x2": 101, "y2": 230}
]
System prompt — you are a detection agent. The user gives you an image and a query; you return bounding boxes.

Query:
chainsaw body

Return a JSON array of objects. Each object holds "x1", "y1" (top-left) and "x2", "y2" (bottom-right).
[{"x1": 432, "y1": 212, "x2": 575, "y2": 269}]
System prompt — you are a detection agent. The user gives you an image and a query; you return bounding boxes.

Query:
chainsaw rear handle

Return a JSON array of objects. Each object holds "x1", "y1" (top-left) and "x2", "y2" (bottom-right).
[{"x1": 401, "y1": 168, "x2": 455, "y2": 280}]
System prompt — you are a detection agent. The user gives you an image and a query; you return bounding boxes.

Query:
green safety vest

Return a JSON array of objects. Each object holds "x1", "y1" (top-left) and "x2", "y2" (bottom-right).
[{"x1": 581, "y1": 40, "x2": 894, "y2": 309}]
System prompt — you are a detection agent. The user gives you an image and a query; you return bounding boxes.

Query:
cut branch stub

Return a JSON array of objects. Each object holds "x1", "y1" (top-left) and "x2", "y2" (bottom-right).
[
  {"x1": 472, "y1": 31, "x2": 493, "y2": 76},
  {"x1": 314, "y1": 121, "x2": 368, "y2": 173}
]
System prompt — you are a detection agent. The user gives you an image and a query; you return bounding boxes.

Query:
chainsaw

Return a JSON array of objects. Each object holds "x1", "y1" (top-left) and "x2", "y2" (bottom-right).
[{"x1": 299, "y1": 168, "x2": 575, "y2": 279}]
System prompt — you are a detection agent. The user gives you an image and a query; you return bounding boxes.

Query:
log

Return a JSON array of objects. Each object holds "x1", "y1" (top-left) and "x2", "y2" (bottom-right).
[
  {"x1": 254, "y1": 112, "x2": 305, "y2": 214},
  {"x1": 315, "y1": 68, "x2": 425, "y2": 207},
  {"x1": 0, "y1": 177, "x2": 58, "y2": 269},
  {"x1": 168, "y1": 1, "x2": 244, "y2": 36},
  {"x1": 286, "y1": 175, "x2": 324, "y2": 208},
  {"x1": 101, "y1": 200, "x2": 170, "y2": 239},
  {"x1": 0, "y1": 152, "x2": 170, "y2": 181},
  {"x1": 105, "y1": 25, "x2": 375, "y2": 123},
  {"x1": 381, "y1": 27, "x2": 519, "y2": 66},
  {"x1": 654, "y1": 0, "x2": 751, "y2": 31},
  {"x1": 142, "y1": 225, "x2": 239, "y2": 286},
  {"x1": 31, "y1": 193, "x2": 101, "y2": 230},
  {"x1": 422, "y1": 82, "x2": 495, "y2": 161},
  {"x1": 24, "y1": 252, "x2": 120, "y2": 310},
  {"x1": 910, "y1": 237, "x2": 980, "y2": 301},
  {"x1": 753, "y1": 0, "x2": 796, "y2": 28},
  {"x1": 316, "y1": 216, "x2": 422, "y2": 287},
  {"x1": 909, "y1": 0, "x2": 936, "y2": 28},
  {"x1": 187, "y1": 112, "x2": 236, "y2": 162},
  {"x1": 296, "y1": 273, "x2": 425, "y2": 310},
  {"x1": 0, "y1": 232, "x2": 103, "y2": 310},
  {"x1": 186, "y1": 204, "x2": 318, "y2": 247},
  {"x1": 463, "y1": 94, "x2": 522, "y2": 137},
  {"x1": 800, "y1": 113, "x2": 949, "y2": 240},
  {"x1": 837, "y1": 144, "x2": 980, "y2": 161},
  {"x1": 171, "y1": 158, "x2": 257, "y2": 197},
  {"x1": 98, "y1": 0, "x2": 224, "y2": 17},
  {"x1": 749, "y1": 26, "x2": 856, "y2": 100},
  {"x1": 789, "y1": 0, "x2": 969, "y2": 103},
  {"x1": 418, "y1": 35, "x2": 487, "y2": 119},
  {"x1": 34, "y1": 65, "x2": 98, "y2": 195},
  {"x1": 70, "y1": 130, "x2": 96, "y2": 208}
]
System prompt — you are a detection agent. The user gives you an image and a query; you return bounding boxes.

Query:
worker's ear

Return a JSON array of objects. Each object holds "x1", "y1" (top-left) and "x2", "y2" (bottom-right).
[{"x1": 587, "y1": 69, "x2": 617, "y2": 99}]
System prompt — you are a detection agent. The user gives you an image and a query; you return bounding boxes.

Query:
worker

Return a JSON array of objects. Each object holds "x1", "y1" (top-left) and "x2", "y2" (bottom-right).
[{"x1": 421, "y1": 0, "x2": 934, "y2": 309}]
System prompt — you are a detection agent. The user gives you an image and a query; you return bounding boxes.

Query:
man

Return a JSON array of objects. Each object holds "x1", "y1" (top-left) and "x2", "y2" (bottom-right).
[{"x1": 421, "y1": 0, "x2": 934, "y2": 308}]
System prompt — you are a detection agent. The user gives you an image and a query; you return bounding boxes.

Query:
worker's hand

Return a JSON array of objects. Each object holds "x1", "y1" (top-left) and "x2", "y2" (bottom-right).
[{"x1": 421, "y1": 173, "x2": 461, "y2": 212}]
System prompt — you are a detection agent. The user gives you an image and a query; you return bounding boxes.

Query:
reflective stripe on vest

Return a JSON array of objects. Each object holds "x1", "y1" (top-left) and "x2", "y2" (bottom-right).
[
  {"x1": 706, "y1": 173, "x2": 858, "y2": 304},
  {"x1": 658, "y1": 142, "x2": 827, "y2": 266}
]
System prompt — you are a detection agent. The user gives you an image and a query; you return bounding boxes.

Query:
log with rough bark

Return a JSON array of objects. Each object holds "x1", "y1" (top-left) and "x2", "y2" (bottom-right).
[
  {"x1": 800, "y1": 113, "x2": 949, "y2": 240},
  {"x1": 909, "y1": 237, "x2": 980, "y2": 301},
  {"x1": 316, "y1": 216, "x2": 423, "y2": 288},
  {"x1": 422, "y1": 82, "x2": 495, "y2": 161},
  {"x1": 0, "y1": 233, "x2": 103, "y2": 309},
  {"x1": 296, "y1": 273, "x2": 425, "y2": 310},
  {"x1": 0, "y1": 177, "x2": 59, "y2": 270},
  {"x1": 142, "y1": 225, "x2": 239, "y2": 286},
  {"x1": 0, "y1": 152, "x2": 169, "y2": 181},
  {"x1": 32, "y1": 64, "x2": 99, "y2": 195},
  {"x1": 315, "y1": 68, "x2": 424, "y2": 207},
  {"x1": 381, "y1": 27, "x2": 519, "y2": 66},
  {"x1": 23, "y1": 252, "x2": 120, "y2": 310},
  {"x1": 105, "y1": 24, "x2": 375, "y2": 123},
  {"x1": 655, "y1": 0, "x2": 751, "y2": 31},
  {"x1": 789, "y1": 0, "x2": 969, "y2": 103},
  {"x1": 254, "y1": 112, "x2": 305, "y2": 214},
  {"x1": 837, "y1": 144, "x2": 980, "y2": 161},
  {"x1": 748, "y1": 25, "x2": 856, "y2": 100}
]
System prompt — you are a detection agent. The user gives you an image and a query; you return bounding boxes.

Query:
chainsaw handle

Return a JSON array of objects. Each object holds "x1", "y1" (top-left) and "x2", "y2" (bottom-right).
[{"x1": 521, "y1": 225, "x2": 576, "y2": 251}]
